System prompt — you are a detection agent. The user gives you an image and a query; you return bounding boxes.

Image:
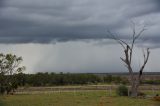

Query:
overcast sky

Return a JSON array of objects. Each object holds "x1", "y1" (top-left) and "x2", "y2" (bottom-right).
[{"x1": 0, "y1": 0, "x2": 160, "y2": 73}]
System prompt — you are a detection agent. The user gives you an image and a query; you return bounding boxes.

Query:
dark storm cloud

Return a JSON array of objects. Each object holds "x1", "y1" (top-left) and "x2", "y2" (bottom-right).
[
  {"x1": 0, "y1": 0, "x2": 160, "y2": 46},
  {"x1": 0, "y1": 0, "x2": 5, "y2": 7}
]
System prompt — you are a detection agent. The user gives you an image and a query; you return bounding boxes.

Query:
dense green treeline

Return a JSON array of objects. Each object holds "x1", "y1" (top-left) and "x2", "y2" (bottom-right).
[
  {"x1": 8, "y1": 72, "x2": 160, "y2": 88},
  {"x1": 2, "y1": 72, "x2": 160, "y2": 88},
  {"x1": 14, "y1": 72, "x2": 129, "y2": 87},
  {"x1": 25, "y1": 72, "x2": 101, "y2": 86},
  {"x1": 2, "y1": 72, "x2": 160, "y2": 94}
]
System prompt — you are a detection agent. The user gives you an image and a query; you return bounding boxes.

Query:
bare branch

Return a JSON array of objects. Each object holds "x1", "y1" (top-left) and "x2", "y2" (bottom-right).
[
  {"x1": 107, "y1": 30, "x2": 130, "y2": 49},
  {"x1": 129, "y1": 25, "x2": 146, "y2": 64},
  {"x1": 139, "y1": 48, "x2": 150, "y2": 79},
  {"x1": 120, "y1": 57, "x2": 126, "y2": 63},
  {"x1": 135, "y1": 28, "x2": 146, "y2": 40}
]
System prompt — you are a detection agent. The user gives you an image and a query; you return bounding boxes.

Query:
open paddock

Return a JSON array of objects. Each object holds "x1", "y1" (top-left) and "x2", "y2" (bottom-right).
[{"x1": 0, "y1": 86, "x2": 160, "y2": 106}]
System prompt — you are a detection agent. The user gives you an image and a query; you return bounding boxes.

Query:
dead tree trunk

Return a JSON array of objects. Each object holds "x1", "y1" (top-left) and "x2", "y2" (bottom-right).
[
  {"x1": 108, "y1": 23, "x2": 150, "y2": 97},
  {"x1": 131, "y1": 81, "x2": 138, "y2": 97}
]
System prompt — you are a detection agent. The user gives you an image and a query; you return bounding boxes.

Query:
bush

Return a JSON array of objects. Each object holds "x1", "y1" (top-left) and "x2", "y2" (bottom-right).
[{"x1": 116, "y1": 85, "x2": 128, "y2": 96}]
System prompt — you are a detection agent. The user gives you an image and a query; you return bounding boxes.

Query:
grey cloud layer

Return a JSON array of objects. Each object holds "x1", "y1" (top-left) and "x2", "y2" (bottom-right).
[{"x1": 0, "y1": 0, "x2": 160, "y2": 45}]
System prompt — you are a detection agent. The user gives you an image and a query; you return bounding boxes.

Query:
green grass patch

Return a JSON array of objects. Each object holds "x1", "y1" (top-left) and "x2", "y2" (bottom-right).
[{"x1": 0, "y1": 91, "x2": 159, "y2": 106}]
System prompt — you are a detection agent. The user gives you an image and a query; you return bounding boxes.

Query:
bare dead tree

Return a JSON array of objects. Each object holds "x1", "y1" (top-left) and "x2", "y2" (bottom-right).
[{"x1": 108, "y1": 23, "x2": 150, "y2": 97}]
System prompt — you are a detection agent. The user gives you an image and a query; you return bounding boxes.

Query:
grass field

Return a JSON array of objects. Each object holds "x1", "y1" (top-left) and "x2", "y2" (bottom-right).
[{"x1": 0, "y1": 91, "x2": 160, "y2": 106}]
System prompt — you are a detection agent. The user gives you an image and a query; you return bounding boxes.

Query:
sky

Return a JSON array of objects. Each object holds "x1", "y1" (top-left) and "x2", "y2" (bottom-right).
[{"x1": 0, "y1": 0, "x2": 160, "y2": 73}]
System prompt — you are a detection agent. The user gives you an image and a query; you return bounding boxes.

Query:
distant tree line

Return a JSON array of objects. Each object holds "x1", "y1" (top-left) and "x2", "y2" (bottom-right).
[
  {"x1": 142, "y1": 80, "x2": 160, "y2": 85},
  {"x1": 12, "y1": 72, "x2": 129, "y2": 87},
  {"x1": 1, "y1": 71, "x2": 159, "y2": 95},
  {"x1": 15, "y1": 72, "x2": 159, "y2": 87}
]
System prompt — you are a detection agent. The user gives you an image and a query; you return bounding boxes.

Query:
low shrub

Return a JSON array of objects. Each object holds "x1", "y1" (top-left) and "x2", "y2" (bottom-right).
[{"x1": 116, "y1": 85, "x2": 128, "y2": 96}]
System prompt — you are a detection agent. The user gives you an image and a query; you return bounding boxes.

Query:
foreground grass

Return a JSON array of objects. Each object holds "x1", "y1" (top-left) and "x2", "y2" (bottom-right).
[{"x1": 0, "y1": 91, "x2": 159, "y2": 106}]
